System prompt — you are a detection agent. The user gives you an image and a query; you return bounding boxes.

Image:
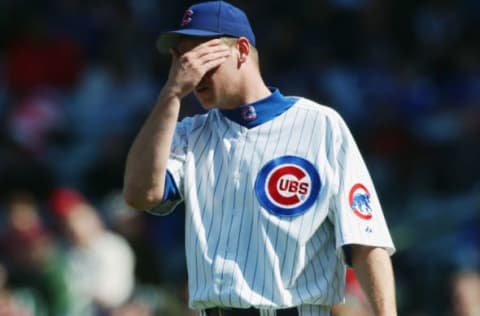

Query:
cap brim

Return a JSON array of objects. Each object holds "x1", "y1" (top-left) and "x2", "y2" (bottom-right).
[{"x1": 156, "y1": 29, "x2": 225, "y2": 54}]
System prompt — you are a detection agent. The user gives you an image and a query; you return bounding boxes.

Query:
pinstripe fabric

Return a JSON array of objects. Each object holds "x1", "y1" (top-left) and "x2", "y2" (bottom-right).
[
  {"x1": 262, "y1": 310, "x2": 274, "y2": 316},
  {"x1": 154, "y1": 97, "x2": 395, "y2": 310}
]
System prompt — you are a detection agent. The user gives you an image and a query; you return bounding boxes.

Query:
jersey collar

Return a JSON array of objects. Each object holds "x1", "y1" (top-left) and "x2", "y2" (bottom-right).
[{"x1": 220, "y1": 88, "x2": 297, "y2": 128}]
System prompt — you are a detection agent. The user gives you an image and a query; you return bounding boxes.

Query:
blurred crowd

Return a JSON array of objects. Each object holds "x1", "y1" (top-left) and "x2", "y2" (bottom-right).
[{"x1": 0, "y1": 0, "x2": 479, "y2": 315}]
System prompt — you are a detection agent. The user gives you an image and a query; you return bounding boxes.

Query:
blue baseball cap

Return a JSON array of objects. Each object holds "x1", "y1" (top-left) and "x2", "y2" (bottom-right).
[{"x1": 156, "y1": 1, "x2": 256, "y2": 53}]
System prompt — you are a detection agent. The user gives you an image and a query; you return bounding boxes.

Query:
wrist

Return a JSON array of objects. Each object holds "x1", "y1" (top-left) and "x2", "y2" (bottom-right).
[
  {"x1": 158, "y1": 86, "x2": 183, "y2": 107},
  {"x1": 152, "y1": 88, "x2": 182, "y2": 120},
  {"x1": 161, "y1": 84, "x2": 183, "y2": 100},
  {"x1": 162, "y1": 78, "x2": 194, "y2": 100}
]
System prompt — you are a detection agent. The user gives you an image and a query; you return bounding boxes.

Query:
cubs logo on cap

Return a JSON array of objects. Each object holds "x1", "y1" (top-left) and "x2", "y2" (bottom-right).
[
  {"x1": 255, "y1": 156, "x2": 321, "y2": 216},
  {"x1": 349, "y1": 183, "x2": 373, "y2": 220},
  {"x1": 181, "y1": 9, "x2": 194, "y2": 26},
  {"x1": 157, "y1": 1, "x2": 256, "y2": 53}
]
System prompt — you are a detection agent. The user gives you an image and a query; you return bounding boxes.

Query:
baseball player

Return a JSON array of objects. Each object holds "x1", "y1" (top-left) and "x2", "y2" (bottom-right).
[{"x1": 123, "y1": 1, "x2": 397, "y2": 316}]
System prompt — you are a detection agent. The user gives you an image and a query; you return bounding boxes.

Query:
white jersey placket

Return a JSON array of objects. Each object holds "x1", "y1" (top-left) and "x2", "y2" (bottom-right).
[{"x1": 212, "y1": 127, "x2": 248, "y2": 303}]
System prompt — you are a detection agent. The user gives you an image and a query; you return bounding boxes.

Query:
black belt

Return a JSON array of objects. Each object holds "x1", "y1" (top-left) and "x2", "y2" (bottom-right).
[{"x1": 205, "y1": 307, "x2": 299, "y2": 316}]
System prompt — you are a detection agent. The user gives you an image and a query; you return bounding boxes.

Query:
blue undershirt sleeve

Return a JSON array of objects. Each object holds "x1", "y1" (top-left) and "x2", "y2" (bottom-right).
[
  {"x1": 162, "y1": 170, "x2": 181, "y2": 201},
  {"x1": 342, "y1": 245, "x2": 353, "y2": 267}
]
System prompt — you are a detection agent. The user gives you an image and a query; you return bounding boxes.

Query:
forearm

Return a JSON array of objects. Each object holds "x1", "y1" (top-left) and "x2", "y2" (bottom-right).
[
  {"x1": 124, "y1": 39, "x2": 231, "y2": 210},
  {"x1": 123, "y1": 88, "x2": 181, "y2": 210},
  {"x1": 351, "y1": 245, "x2": 397, "y2": 316}
]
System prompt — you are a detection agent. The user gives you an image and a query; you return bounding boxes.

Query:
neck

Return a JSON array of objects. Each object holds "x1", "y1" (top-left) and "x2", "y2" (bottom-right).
[
  {"x1": 223, "y1": 74, "x2": 271, "y2": 110},
  {"x1": 242, "y1": 84, "x2": 271, "y2": 105}
]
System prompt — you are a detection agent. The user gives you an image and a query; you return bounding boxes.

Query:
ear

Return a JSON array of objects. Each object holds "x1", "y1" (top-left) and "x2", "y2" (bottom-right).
[{"x1": 236, "y1": 37, "x2": 250, "y2": 65}]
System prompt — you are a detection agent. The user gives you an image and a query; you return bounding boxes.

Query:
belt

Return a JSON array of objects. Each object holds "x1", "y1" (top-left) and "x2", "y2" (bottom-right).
[{"x1": 205, "y1": 307, "x2": 299, "y2": 316}]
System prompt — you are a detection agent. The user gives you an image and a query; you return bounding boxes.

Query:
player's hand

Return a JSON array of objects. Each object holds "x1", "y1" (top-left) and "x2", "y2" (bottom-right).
[{"x1": 164, "y1": 39, "x2": 231, "y2": 99}]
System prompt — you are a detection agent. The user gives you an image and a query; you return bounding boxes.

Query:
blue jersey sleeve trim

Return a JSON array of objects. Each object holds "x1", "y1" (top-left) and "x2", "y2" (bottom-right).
[
  {"x1": 163, "y1": 170, "x2": 181, "y2": 201},
  {"x1": 342, "y1": 245, "x2": 353, "y2": 267}
]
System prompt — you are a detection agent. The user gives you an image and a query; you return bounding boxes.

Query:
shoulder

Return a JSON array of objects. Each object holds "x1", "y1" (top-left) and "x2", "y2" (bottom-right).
[
  {"x1": 177, "y1": 111, "x2": 212, "y2": 133},
  {"x1": 290, "y1": 97, "x2": 346, "y2": 125},
  {"x1": 288, "y1": 97, "x2": 354, "y2": 144}
]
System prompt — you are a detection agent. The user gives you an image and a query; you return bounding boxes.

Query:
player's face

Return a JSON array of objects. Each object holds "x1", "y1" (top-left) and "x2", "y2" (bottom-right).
[{"x1": 176, "y1": 37, "x2": 240, "y2": 110}]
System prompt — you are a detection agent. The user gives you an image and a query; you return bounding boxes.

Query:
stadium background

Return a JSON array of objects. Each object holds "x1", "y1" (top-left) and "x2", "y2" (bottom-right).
[{"x1": 0, "y1": 0, "x2": 479, "y2": 315}]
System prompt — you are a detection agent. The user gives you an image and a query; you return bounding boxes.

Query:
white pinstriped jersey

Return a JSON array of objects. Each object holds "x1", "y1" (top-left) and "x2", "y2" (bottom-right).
[{"x1": 151, "y1": 90, "x2": 395, "y2": 310}]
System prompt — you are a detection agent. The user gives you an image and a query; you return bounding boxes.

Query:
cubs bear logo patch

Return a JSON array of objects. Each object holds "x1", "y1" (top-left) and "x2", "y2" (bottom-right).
[{"x1": 349, "y1": 183, "x2": 373, "y2": 220}]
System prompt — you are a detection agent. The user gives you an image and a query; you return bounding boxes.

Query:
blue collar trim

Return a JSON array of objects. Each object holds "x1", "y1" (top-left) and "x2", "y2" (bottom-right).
[{"x1": 220, "y1": 88, "x2": 297, "y2": 128}]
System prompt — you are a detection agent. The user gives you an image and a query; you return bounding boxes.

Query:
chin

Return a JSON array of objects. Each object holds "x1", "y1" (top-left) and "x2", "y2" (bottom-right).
[
  {"x1": 195, "y1": 98, "x2": 213, "y2": 110},
  {"x1": 195, "y1": 94, "x2": 216, "y2": 109}
]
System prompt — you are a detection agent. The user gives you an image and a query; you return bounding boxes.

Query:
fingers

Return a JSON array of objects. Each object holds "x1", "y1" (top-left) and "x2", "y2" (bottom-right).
[
  {"x1": 198, "y1": 49, "x2": 231, "y2": 69},
  {"x1": 165, "y1": 38, "x2": 231, "y2": 98},
  {"x1": 178, "y1": 40, "x2": 230, "y2": 74},
  {"x1": 192, "y1": 39, "x2": 229, "y2": 58},
  {"x1": 189, "y1": 38, "x2": 224, "y2": 52},
  {"x1": 180, "y1": 39, "x2": 230, "y2": 61},
  {"x1": 201, "y1": 54, "x2": 230, "y2": 72}
]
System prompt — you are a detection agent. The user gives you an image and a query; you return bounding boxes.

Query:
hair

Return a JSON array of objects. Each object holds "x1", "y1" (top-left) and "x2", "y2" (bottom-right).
[{"x1": 221, "y1": 36, "x2": 259, "y2": 65}]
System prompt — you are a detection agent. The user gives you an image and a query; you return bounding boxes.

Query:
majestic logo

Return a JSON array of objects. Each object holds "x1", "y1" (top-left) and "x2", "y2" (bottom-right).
[
  {"x1": 255, "y1": 156, "x2": 321, "y2": 216},
  {"x1": 181, "y1": 9, "x2": 194, "y2": 26},
  {"x1": 349, "y1": 183, "x2": 373, "y2": 220},
  {"x1": 241, "y1": 105, "x2": 257, "y2": 122}
]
